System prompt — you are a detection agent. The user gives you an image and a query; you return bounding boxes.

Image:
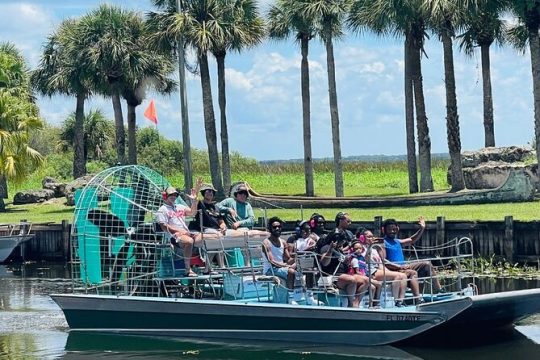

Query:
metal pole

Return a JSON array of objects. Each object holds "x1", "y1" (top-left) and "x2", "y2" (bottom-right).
[{"x1": 176, "y1": 0, "x2": 193, "y2": 193}]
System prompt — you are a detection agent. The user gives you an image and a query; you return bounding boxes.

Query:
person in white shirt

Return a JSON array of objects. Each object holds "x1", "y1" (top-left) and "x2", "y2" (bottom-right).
[{"x1": 156, "y1": 179, "x2": 202, "y2": 277}]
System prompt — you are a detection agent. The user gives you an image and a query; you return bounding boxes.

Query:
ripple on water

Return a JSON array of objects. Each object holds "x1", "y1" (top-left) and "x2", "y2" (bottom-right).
[{"x1": 0, "y1": 310, "x2": 68, "y2": 333}]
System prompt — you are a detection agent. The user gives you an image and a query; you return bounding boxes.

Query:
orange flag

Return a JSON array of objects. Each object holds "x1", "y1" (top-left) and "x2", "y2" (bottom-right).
[{"x1": 144, "y1": 100, "x2": 158, "y2": 124}]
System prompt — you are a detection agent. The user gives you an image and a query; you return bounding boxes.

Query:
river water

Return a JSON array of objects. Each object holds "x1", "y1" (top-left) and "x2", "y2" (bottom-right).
[{"x1": 1, "y1": 262, "x2": 539, "y2": 360}]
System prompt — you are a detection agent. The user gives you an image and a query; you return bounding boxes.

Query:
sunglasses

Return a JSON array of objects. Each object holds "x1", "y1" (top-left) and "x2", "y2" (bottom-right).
[{"x1": 236, "y1": 191, "x2": 248, "y2": 196}]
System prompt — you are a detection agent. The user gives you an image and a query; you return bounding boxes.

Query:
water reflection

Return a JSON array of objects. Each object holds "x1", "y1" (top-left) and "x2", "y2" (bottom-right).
[{"x1": 62, "y1": 332, "x2": 420, "y2": 360}]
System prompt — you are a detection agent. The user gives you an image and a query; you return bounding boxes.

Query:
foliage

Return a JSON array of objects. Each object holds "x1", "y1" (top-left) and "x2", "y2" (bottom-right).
[
  {"x1": 0, "y1": 42, "x2": 43, "y2": 210},
  {"x1": 136, "y1": 127, "x2": 183, "y2": 176},
  {"x1": 458, "y1": 255, "x2": 540, "y2": 279},
  {"x1": 58, "y1": 109, "x2": 115, "y2": 161}
]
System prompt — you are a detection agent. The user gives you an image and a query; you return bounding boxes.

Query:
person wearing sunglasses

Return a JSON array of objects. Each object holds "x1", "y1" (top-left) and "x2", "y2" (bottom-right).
[
  {"x1": 217, "y1": 183, "x2": 255, "y2": 231},
  {"x1": 261, "y1": 217, "x2": 299, "y2": 305}
]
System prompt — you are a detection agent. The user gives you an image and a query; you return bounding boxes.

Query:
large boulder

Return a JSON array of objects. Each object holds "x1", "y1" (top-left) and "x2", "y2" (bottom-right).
[
  {"x1": 42, "y1": 176, "x2": 67, "y2": 198},
  {"x1": 461, "y1": 146, "x2": 534, "y2": 168},
  {"x1": 13, "y1": 189, "x2": 56, "y2": 204},
  {"x1": 64, "y1": 174, "x2": 96, "y2": 206}
]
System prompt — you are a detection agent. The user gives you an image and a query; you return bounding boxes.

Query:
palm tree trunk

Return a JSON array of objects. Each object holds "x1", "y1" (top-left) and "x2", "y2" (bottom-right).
[
  {"x1": 324, "y1": 37, "x2": 344, "y2": 197},
  {"x1": 176, "y1": 0, "x2": 192, "y2": 192},
  {"x1": 0, "y1": 175, "x2": 7, "y2": 200},
  {"x1": 111, "y1": 86, "x2": 126, "y2": 165},
  {"x1": 411, "y1": 44, "x2": 433, "y2": 192},
  {"x1": 73, "y1": 93, "x2": 86, "y2": 178},
  {"x1": 442, "y1": 32, "x2": 465, "y2": 192},
  {"x1": 301, "y1": 36, "x2": 314, "y2": 197},
  {"x1": 216, "y1": 53, "x2": 231, "y2": 195},
  {"x1": 529, "y1": 28, "x2": 540, "y2": 170},
  {"x1": 199, "y1": 52, "x2": 224, "y2": 196},
  {"x1": 177, "y1": 40, "x2": 193, "y2": 193},
  {"x1": 0, "y1": 178, "x2": 4, "y2": 210},
  {"x1": 127, "y1": 103, "x2": 137, "y2": 165},
  {"x1": 481, "y1": 44, "x2": 495, "y2": 147},
  {"x1": 404, "y1": 35, "x2": 418, "y2": 194}
]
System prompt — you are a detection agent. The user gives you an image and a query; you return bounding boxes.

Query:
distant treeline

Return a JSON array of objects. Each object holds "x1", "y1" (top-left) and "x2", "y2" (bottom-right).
[{"x1": 261, "y1": 153, "x2": 450, "y2": 165}]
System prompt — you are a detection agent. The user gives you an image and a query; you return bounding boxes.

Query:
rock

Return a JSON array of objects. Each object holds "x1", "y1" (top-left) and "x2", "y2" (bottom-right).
[
  {"x1": 13, "y1": 189, "x2": 56, "y2": 204},
  {"x1": 462, "y1": 146, "x2": 534, "y2": 168},
  {"x1": 64, "y1": 174, "x2": 96, "y2": 206},
  {"x1": 42, "y1": 176, "x2": 67, "y2": 198}
]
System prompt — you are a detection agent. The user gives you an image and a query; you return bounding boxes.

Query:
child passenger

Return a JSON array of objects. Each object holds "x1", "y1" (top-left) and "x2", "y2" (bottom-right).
[{"x1": 348, "y1": 240, "x2": 381, "y2": 307}]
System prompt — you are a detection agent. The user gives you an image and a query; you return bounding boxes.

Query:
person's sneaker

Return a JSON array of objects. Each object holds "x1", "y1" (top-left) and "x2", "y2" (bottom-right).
[
  {"x1": 436, "y1": 288, "x2": 447, "y2": 294},
  {"x1": 415, "y1": 298, "x2": 425, "y2": 305},
  {"x1": 395, "y1": 300, "x2": 404, "y2": 307},
  {"x1": 288, "y1": 298, "x2": 299, "y2": 305},
  {"x1": 306, "y1": 295, "x2": 316, "y2": 305}
]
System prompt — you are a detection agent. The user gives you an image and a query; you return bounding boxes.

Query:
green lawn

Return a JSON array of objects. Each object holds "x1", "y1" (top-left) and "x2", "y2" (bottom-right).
[{"x1": 3, "y1": 161, "x2": 539, "y2": 224}]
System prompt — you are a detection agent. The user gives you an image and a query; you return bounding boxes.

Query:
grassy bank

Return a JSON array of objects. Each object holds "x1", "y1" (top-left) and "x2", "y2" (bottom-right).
[{"x1": 3, "y1": 159, "x2": 539, "y2": 223}]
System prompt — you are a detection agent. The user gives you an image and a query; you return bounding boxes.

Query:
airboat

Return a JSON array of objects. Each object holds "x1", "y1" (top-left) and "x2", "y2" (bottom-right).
[
  {"x1": 51, "y1": 165, "x2": 540, "y2": 346},
  {"x1": 0, "y1": 222, "x2": 34, "y2": 263}
]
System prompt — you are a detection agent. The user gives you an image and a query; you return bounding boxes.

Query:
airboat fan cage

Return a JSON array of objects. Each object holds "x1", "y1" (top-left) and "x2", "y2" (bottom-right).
[{"x1": 70, "y1": 165, "x2": 178, "y2": 291}]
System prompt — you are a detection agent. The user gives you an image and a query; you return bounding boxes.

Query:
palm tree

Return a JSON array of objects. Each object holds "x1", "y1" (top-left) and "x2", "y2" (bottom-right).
[
  {"x1": 0, "y1": 43, "x2": 43, "y2": 211},
  {"x1": 349, "y1": 0, "x2": 433, "y2": 192},
  {"x1": 121, "y1": 33, "x2": 177, "y2": 165},
  {"x1": 59, "y1": 110, "x2": 115, "y2": 162},
  {"x1": 508, "y1": 1, "x2": 540, "y2": 172},
  {"x1": 458, "y1": 0, "x2": 507, "y2": 148},
  {"x1": 268, "y1": 0, "x2": 316, "y2": 196},
  {"x1": 31, "y1": 19, "x2": 90, "y2": 179},
  {"x1": 150, "y1": 0, "x2": 225, "y2": 196},
  {"x1": 424, "y1": 0, "x2": 465, "y2": 192},
  {"x1": 296, "y1": 0, "x2": 351, "y2": 197},
  {"x1": 76, "y1": 5, "x2": 155, "y2": 166},
  {"x1": 148, "y1": 0, "x2": 194, "y2": 192},
  {"x1": 213, "y1": 0, "x2": 265, "y2": 195}
]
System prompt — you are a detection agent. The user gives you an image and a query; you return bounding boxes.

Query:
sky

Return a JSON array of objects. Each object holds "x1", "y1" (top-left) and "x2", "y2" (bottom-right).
[{"x1": 0, "y1": 0, "x2": 535, "y2": 161}]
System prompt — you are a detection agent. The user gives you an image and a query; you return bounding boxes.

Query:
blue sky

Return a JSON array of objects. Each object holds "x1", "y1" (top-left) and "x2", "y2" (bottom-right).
[{"x1": 0, "y1": 0, "x2": 534, "y2": 161}]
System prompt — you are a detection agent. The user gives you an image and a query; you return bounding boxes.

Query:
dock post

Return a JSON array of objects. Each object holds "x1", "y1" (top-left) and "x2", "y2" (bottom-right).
[
  {"x1": 62, "y1": 220, "x2": 70, "y2": 261},
  {"x1": 504, "y1": 215, "x2": 514, "y2": 263},
  {"x1": 374, "y1": 216, "x2": 383, "y2": 237},
  {"x1": 436, "y1": 216, "x2": 445, "y2": 245}
]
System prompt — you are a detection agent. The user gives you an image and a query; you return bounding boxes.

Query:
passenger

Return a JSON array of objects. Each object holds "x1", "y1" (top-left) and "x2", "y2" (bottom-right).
[
  {"x1": 156, "y1": 179, "x2": 203, "y2": 277},
  {"x1": 261, "y1": 216, "x2": 299, "y2": 305},
  {"x1": 217, "y1": 183, "x2": 267, "y2": 237},
  {"x1": 188, "y1": 183, "x2": 227, "y2": 235},
  {"x1": 356, "y1": 228, "x2": 407, "y2": 307},
  {"x1": 348, "y1": 240, "x2": 382, "y2": 307},
  {"x1": 309, "y1": 213, "x2": 328, "y2": 238},
  {"x1": 318, "y1": 230, "x2": 369, "y2": 307},
  {"x1": 382, "y1": 217, "x2": 444, "y2": 302},
  {"x1": 188, "y1": 183, "x2": 227, "y2": 269},
  {"x1": 335, "y1": 212, "x2": 355, "y2": 244},
  {"x1": 288, "y1": 220, "x2": 318, "y2": 305},
  {"x1": 294, "y1": 220, "x2": 318, "y2": 252}
]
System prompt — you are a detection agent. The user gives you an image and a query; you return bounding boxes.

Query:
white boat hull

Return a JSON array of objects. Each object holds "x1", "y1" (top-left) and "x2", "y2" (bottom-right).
[{"x1": 0, "y1": 234, "x2": 34, "y2": 263}]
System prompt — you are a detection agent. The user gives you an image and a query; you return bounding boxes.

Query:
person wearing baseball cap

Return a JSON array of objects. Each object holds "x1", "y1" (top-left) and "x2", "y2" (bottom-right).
[{"x1": 156, "y1": 178, "x2": 203, "y2": 277}]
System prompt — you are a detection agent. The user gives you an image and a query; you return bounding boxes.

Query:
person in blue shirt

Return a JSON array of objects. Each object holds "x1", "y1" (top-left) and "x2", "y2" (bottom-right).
[{"x1": 382, "y1": 217, "x2": 444, "y2": 300}]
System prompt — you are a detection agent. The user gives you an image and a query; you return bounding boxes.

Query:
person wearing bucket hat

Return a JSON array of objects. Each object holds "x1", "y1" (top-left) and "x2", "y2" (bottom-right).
[
  {"x1": 189, "y1": 183, "x2": 227, "y2": 235},
  {"x1": 217, "y1": 183, "x2": 255, "y2": 230},
  {"x1": 156, "y1": 178, "x2": 203, "y2": 277}
]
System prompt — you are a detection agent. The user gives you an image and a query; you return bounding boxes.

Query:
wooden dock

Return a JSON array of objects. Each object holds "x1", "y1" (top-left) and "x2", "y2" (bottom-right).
[{"x1": 2, "y1": 217, "x2": 539, "y2": 263}]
